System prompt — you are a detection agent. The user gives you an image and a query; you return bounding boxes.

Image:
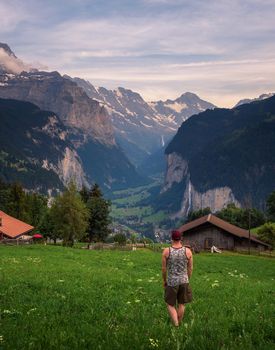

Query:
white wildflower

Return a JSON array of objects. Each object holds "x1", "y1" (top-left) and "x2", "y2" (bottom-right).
[
  {"x1": 3, "y1": 310, "x2": 11, "y2": 314},
  {"x1": 149, "y1": 338, "x2": 159, "y2": 348},
  {"x1": 212, "y1": 283, "x2": 219, "y2": 288},
  {"x1": 27, "y1": 308, "x2": 37, "y2": 315}
]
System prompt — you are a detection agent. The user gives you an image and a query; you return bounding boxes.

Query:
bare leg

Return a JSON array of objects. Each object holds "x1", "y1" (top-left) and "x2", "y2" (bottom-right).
[
  {"x1": 177, "y1": 304, "x2": 185, "y2": 325},
  {"x1": 167, "y1": 304, "x2": 179, "y2": 326}
]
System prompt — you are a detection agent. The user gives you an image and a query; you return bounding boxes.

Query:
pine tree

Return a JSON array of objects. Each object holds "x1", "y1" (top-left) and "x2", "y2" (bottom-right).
[
  {"x1": 6, "y1": 182, "x2": 29, "y2": 222},
  {"x1": 267, "y1": 191, "x2": 275, "y2": 222},
  {"x1": 86, "y1": 183, "x2": 111, "y2": 243},
  {"x1": 25, "y1": 192, "x2": 48, "y2": 227},
  {"x1": 51, "y1": 181, "x2": 89, "y2": 246},
  {"x1": 79, "y1": 186, "x2": 90, "y2": 203}
]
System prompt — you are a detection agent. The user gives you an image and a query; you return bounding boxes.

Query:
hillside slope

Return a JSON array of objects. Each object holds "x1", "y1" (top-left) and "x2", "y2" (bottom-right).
[{"x1": 159, "y1": 95, "x2": 275, "y2": 215}]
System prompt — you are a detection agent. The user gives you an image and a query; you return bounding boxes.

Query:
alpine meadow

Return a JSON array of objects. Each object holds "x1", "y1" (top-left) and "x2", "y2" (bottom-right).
[{"x1": 0, "y1": 245, "x2": 274, "y2": 350}]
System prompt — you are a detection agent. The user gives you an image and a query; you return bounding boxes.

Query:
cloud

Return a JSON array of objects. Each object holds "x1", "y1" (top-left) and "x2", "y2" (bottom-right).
[
  {"x1": 0, "y1": 2, "x2": 32, "y2": 32},
  {"x1": 0, "y1": 48, "x2": 48, "y2": 74},
  {"x1": 0, "y1": 48, "x2": 32, "y2": 74},
  {"x1": 1, "y1": 0, "x2": 275, "y2": 107}
]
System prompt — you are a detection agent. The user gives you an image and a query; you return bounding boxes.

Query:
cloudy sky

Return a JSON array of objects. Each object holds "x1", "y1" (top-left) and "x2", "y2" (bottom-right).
[{"x1": 1, "y1": 0, "x2": 275, "y2": 107}]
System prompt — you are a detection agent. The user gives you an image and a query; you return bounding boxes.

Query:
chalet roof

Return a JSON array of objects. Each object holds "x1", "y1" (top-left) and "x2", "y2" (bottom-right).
[
  {"x1": 178, "y1": 214, "x2": 270, "y2": 247},
  {"x1": 0, "y1": 211, "x2": 34, "y2": 238}
]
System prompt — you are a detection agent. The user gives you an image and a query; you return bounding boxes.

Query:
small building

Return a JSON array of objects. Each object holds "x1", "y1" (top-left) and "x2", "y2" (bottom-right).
[
  {"x1": 178, "y1": 214, "x2": 270, "y2": 251},
  {"x1": 0, "y1": 210, "x2": 34, "y2": 240}
]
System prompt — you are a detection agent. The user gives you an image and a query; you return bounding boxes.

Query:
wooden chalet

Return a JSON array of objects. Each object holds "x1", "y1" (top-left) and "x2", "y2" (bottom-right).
[
  {"x1": 178, "y1": 214, "x2": 270, "y2": 251},
  {"x1": 0, "y1": 210, "x2": 34, "y2": 240}
]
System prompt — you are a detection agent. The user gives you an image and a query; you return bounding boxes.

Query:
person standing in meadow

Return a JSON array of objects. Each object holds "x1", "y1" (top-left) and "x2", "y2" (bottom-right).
[{"x1": 162, "y1": 230, "x2": 193, "y2": 326}]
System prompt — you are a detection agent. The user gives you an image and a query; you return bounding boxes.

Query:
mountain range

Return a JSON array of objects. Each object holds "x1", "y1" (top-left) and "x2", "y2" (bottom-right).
[
  {"x1": 1, "y1": 42, "x2": 274, "y2": 221},
  {"x1": 0, "y1": 44, "x2": 145, "y2": 191},
  {"x1": 234, "y1": 93, "x2": 274, "y2": 107},
  {"x1": 67, "y1": 76, "x2": 215, "y2": 166},
  {"x1": 0, "y1": 42, "x2": 215, "y2": 192}
]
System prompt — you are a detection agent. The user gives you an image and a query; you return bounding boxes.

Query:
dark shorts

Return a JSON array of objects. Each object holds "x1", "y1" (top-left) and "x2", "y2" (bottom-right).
[{"x1": 164, "y1": 283, "x2": 192, "y2": 306}]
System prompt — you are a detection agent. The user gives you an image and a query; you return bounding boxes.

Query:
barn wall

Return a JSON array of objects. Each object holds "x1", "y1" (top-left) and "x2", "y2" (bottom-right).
[
  {"x1": 234, "y1": 239, "x2": 266, "y2": 251},
  {"x1": 182, "y1": 226, "x2": 234, "y2": 250}
]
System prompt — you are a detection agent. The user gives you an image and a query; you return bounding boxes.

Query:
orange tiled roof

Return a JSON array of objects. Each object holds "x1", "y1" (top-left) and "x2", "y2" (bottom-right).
[
  {"x1": 0, "y1": 210, "x2": 34, "y2": 238},
  {"x1": 178, "y1": 214, "x2": 269, "y2": 247}
]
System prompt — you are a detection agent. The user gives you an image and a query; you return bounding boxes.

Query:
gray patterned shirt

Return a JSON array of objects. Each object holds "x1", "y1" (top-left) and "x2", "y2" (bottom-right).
[{"x1": 167, "y1": 246, "x2": 189, "y2": 287}]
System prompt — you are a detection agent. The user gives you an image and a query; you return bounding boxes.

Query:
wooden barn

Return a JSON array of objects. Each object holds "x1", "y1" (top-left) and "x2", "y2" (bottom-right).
[
  {"x1": 178, "y1": 214, "x2": 270, "y2": 251},
  {"x1": 0, "y1": 210, "x2": 34, "y2": 241}
]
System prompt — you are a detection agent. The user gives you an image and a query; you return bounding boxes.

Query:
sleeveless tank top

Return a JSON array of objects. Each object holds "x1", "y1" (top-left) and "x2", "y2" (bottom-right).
[{"x1": 167, "y1": 246, "x2": 189, "y2": 287}]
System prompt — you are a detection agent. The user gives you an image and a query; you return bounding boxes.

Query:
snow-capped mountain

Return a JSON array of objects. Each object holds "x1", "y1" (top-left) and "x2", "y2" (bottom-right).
[
  {"x1": 68, "y1": 77, "x2": 216, "y2": 166},
  {"x1": 150, "y1": 92, "x2": 216, "y2": 126},
  {"x1": 234, "y1": 93, "x2": 275, "y2": 107}
]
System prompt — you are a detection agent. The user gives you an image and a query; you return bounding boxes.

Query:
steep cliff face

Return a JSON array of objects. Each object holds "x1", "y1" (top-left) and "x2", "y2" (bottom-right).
[
  {"x1": 0, "y1": 43, "x2": 146, "y2": 191},
  {"x1": 161, "y1": 96, "x2": 275, "y2": 215},
  {"x1": 0, "y1": 98, "x2": 88, "y2": 192},
  {"x1": 161, "y1": 153, "x2": 188, "y2": 193},
  {"x1": 0, "y1": 71, "x2": 114, "y2": 145},
  {"x1": 162, "y1": 152, "x2": 240, "y2": 218}
]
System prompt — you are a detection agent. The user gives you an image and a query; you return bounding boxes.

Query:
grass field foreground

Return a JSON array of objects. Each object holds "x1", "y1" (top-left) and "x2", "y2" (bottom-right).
[{"x1": 0, "y1": 246, "x2": 274, "y2": 350}]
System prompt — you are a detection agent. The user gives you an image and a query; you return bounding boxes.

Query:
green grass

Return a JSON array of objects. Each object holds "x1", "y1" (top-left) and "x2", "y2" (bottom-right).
[
  {"x1": 112, "y1": 191, "x2": 150, "y2": 206},
  {"x1": 111, "y1": 205, "x2": 153, "y2": 218},
  {"x1": 142, "y1": 211, "x2": 167, "y2": 224},
  {"x1": 0, "y1": 246, "x2": 274, "y2": 350},
  {"x1": 112, "y1": 182, "x2": 160, "y2": 197},
  {"x1": 110, "y1": 181, "x2": 170, "y2": 228}
]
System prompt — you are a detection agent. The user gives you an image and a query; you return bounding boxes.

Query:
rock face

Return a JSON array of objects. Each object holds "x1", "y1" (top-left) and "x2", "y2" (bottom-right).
[
  {"x1": 160, "y1": 96, "x2": 275, "y2": 216},
  {"x1": 0, "y1": 43, "x2": 145, "y2": 191},
  {"x1": 163, "y1": 153, "x2": 240, "y2": 218},
  {"x1": 68, "y1": 76, "x2": 216, "y2": 166},
  {"x1": 0, "y1": 71, "x2": 114, "y2": 145},
  {"x1": 0, "y1": 98, "x2": 87, "y2": 192},
  {"x1": 161, "y1": 153, "x2": 188, "y2": 193}
]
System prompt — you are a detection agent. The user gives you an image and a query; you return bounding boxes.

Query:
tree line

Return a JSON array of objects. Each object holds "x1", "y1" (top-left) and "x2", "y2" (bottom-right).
[{"x1": 0, "y1": 180, "x2": 111, "y2": 246}]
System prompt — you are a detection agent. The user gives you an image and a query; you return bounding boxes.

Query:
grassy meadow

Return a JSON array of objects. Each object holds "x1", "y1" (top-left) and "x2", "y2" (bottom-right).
[
  {"x1": 0, "y1": 245, "x2": 274, "y2": 350},
  {"x1": 110, "y1": 181, "x2": 168, "y2": 230}
]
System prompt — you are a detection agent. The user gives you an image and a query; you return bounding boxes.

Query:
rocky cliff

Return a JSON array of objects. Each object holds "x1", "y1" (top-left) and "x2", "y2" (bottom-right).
[
  {"x1": 0, "y1": 71, "x2": 114, "y2": 145},
  {"x1": 0, "y1": 98, "x2": 88, "y2": 192},
  {"x1": 160, "y1": 96, "x2": 275, "y2": 217},
  {"x1": 0, "y1": 43, "x2": 145, "y2": 191},
  {"x1": 162, "y1": 152, "x2": 240, "y2": 218}
]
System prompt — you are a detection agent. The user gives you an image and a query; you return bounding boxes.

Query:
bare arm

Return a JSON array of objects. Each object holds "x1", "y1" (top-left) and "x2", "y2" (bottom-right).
[
  {"x1": 186, "y1": 247, "x2": 193, "y2": 279},
  {"x1": 162, "y1": 248, "x2": 169, "y2": 288}
]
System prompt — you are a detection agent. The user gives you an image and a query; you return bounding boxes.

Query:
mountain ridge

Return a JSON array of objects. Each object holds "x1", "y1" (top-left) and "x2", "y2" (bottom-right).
[
  {"x1": 68, "y1": 75, "x2": 216, "y2": 166},
  {"x1": 0, "y1": 43, "x2": 145, "y2": 191},
  {"x1": 158, "y1": 95, "x2": 275, "y2": 216}
]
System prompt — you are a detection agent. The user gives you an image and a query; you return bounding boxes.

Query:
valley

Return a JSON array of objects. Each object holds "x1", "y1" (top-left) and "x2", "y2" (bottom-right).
[
  {"x1": 0, "y1": 42, "x2": 275, "y2": 234},
  {"x1": 108, "y1": 178, "x2": 183, "y2": 241}
]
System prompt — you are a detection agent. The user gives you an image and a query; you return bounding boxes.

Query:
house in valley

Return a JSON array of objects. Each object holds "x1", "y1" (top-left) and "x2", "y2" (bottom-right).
[
  {"x1": 178, "y1": 214, "x2": 270, "y2": 251},
  {"x1": 0, "y1": 210, "x2": 34, "y2": 241}
]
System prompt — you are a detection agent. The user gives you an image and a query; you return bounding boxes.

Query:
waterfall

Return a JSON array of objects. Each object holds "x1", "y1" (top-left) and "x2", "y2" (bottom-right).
[{"x1": 186, "y1": 179, "x2": 192, "y2": 216}]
